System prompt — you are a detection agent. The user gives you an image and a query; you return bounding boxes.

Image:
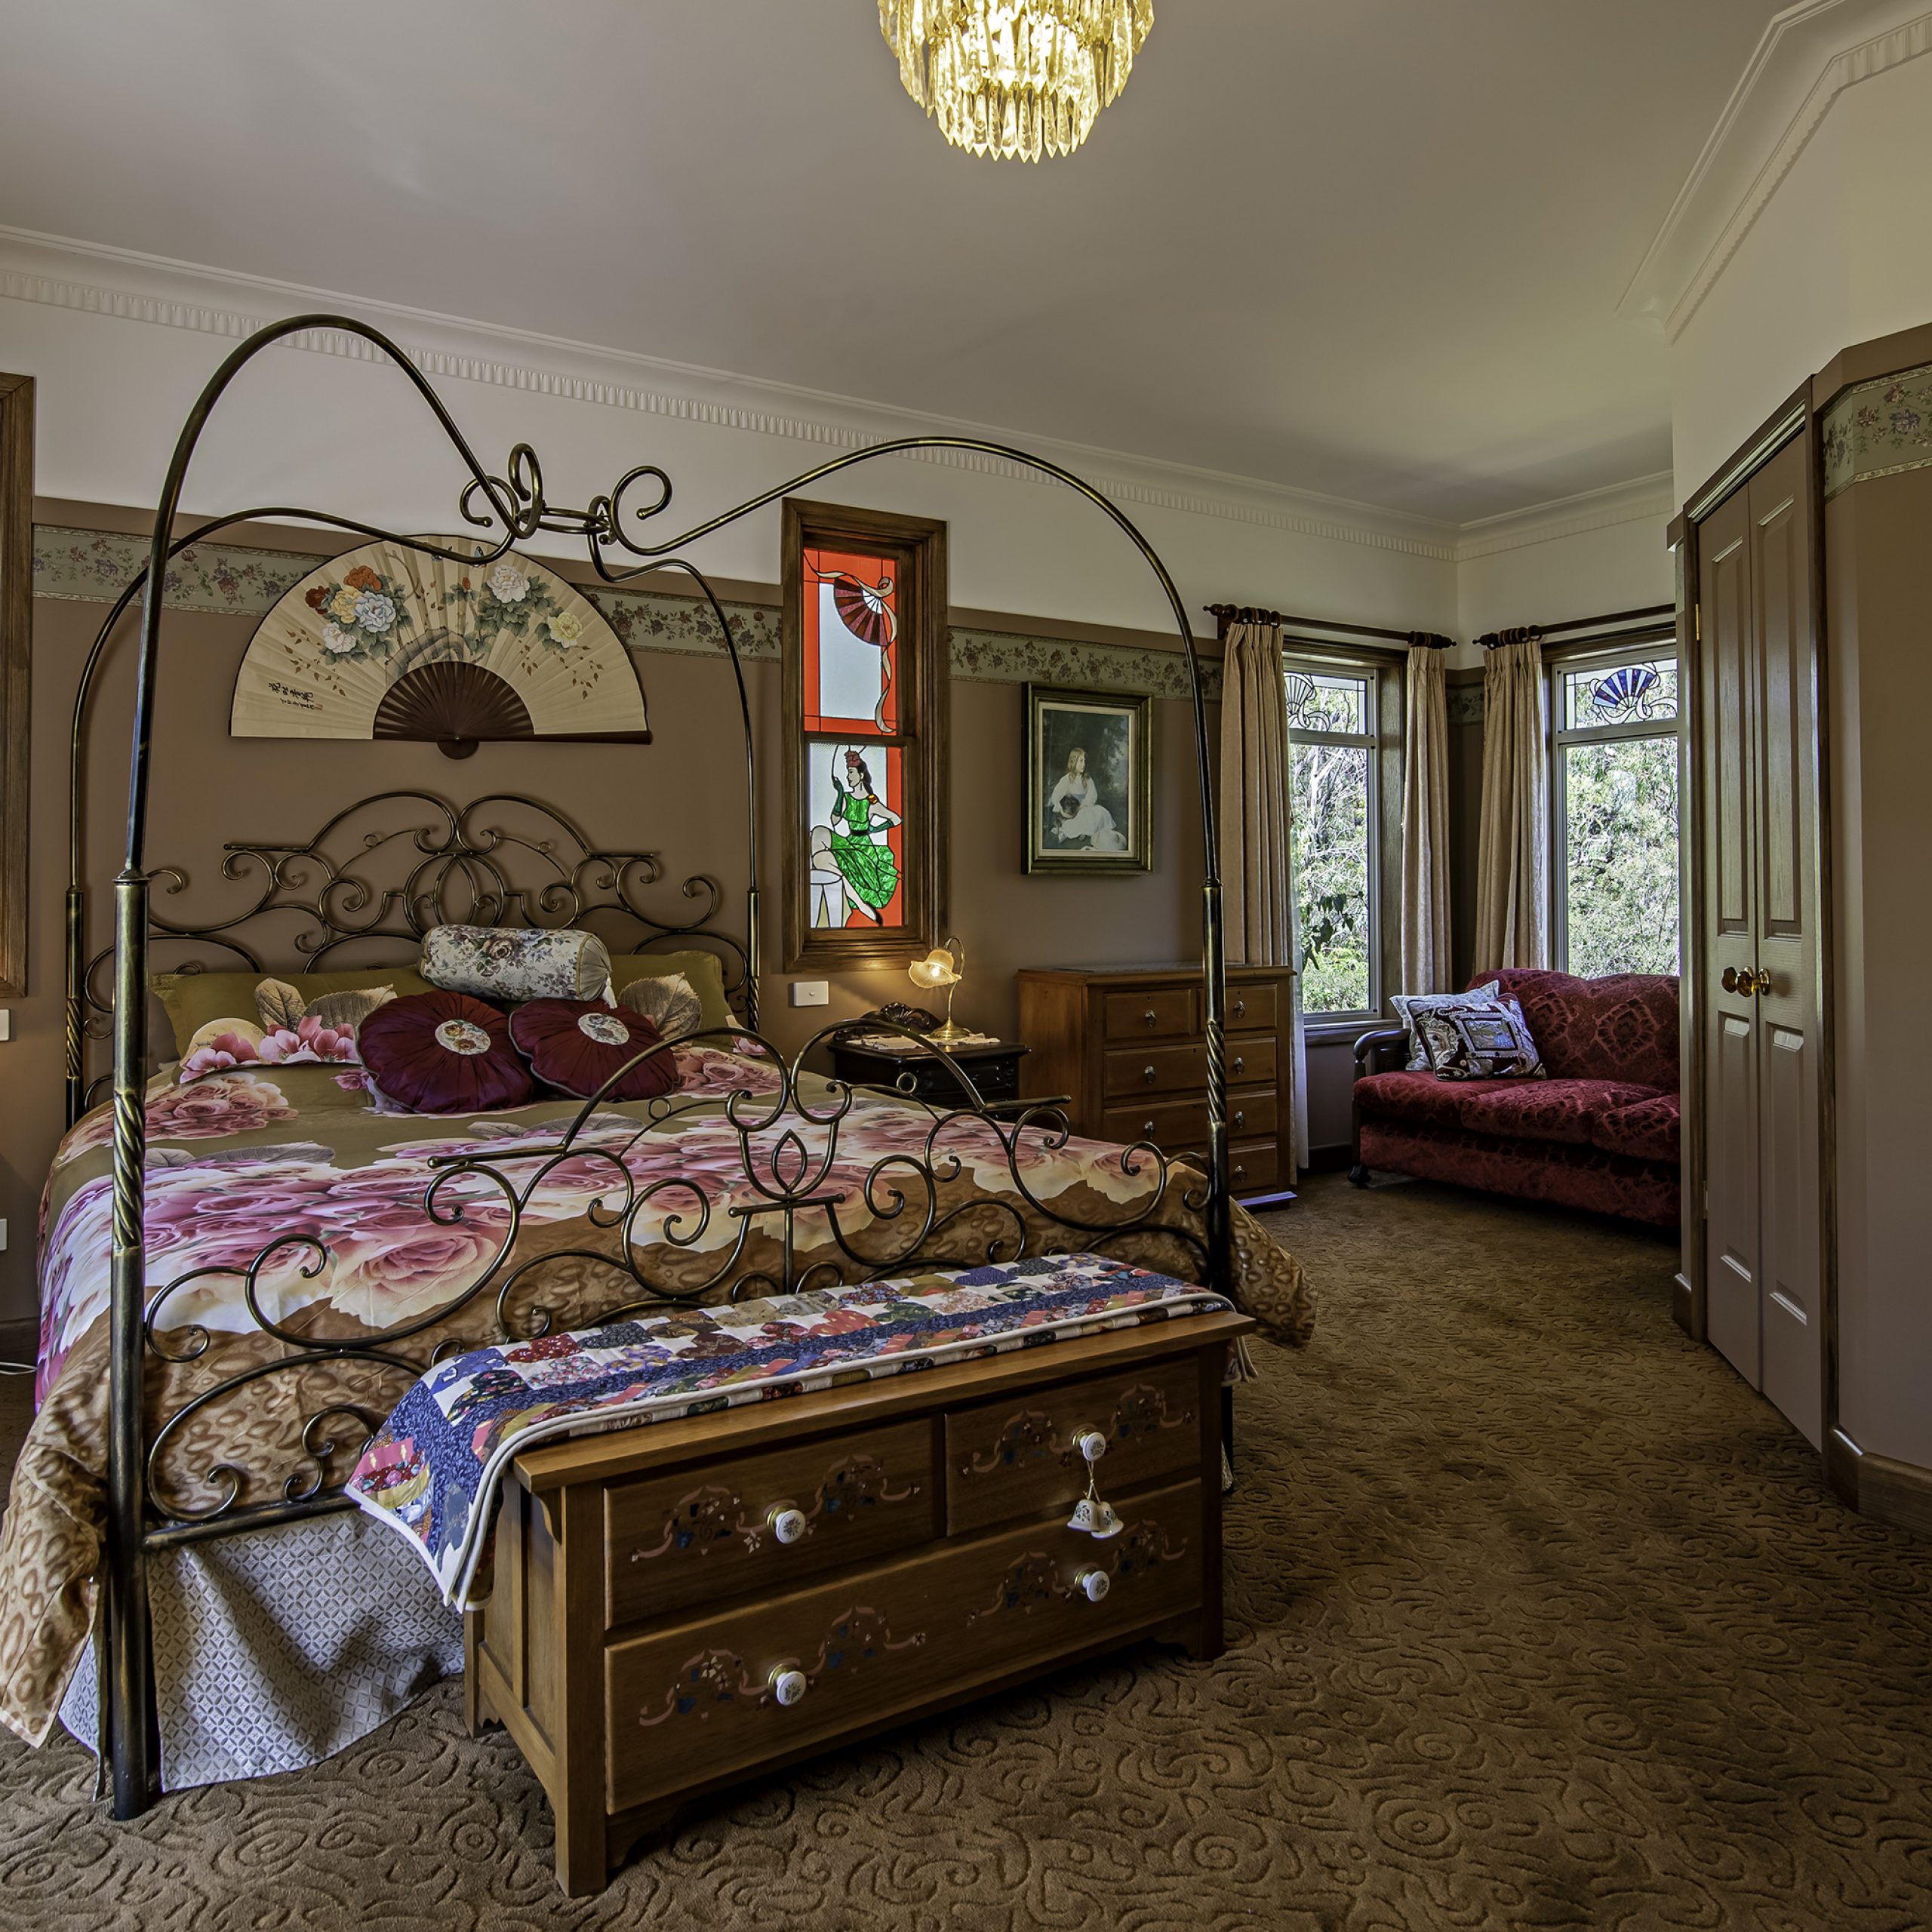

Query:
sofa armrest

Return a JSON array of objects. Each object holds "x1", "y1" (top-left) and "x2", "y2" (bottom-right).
[
  {"x1": 1352, "y1": 1026, "x2": 1408, "y2": 1081},
  {"x1": 1349, "y1": 1026, "x2": 1409, "y2": 1185}
]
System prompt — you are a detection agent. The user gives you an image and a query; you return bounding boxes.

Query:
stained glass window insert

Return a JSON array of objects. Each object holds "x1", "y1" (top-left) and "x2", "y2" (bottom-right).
[
  {"x1": 804, "y1": 546, "x2": 900, "y2": 737},
  {"x1": 1562, "y1": 654, "x2": 1678, "y2": 731},
  {"x1": 807, "y1": 740, "x2": 905, "y2": 929}
]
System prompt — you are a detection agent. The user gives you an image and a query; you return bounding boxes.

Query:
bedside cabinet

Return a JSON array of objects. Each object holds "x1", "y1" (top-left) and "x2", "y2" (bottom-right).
[
  {"x1": 828, "y1": 1038, "x2": 1029, "y2": 1110},
  {"x1": 1015, "y1": 964, "x2": 1294, "y2": 1204}
]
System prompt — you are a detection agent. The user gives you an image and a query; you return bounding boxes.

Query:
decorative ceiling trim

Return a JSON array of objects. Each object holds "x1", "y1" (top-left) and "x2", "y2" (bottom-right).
[
  {"x1": 1619, "y1": 0, "x2": 1932, "y2": 343},
  {"x1": 1454, "y1": 472, "x2": 1675, "y2": 562},
  {"x1": 0, "y1": 226, "x2": 1459, "y2": 565}
]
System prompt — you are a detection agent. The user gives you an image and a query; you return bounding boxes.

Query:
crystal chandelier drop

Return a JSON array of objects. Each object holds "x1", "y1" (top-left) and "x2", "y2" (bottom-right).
[{"x1": 880, "y1": 1, "x2": 1154, "y2": 162}]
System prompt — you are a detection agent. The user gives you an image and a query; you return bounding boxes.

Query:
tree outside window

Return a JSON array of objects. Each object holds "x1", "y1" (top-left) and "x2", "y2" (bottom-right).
[
  {"x1": 1553, "y1": 649, "x2": 1681, "y2": 977},
  {"x1": 1285, "y1": 666, "x2": 1377, "y2": 1017}
]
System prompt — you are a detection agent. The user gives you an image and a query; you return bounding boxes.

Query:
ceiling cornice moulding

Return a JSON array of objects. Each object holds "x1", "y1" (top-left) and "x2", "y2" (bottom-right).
[
  {"x1": 0, "y1": 226, "x2": 1459, "y2": 565},
  {"x1": 1620, "y1": 0, "x2": 1932, "y2": 342},
  {"x1": 1454, "y1": 472, "x2": 1675, "y2": 563}
]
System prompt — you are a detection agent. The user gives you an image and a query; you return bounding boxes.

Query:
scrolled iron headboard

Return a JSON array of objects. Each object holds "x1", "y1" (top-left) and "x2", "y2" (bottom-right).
[{"x1": 67, "y1": 788, "x2": 755, "y2": 1122}]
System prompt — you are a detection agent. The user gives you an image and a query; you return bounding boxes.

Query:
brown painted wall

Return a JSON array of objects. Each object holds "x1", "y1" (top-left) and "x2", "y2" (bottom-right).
[
  {"x1": 0, "y1": 527, "x2": 1221, "y2": 1321},
  {"x1": 1823, "y1": 463, "x2": 1932, "y2": 1472}
]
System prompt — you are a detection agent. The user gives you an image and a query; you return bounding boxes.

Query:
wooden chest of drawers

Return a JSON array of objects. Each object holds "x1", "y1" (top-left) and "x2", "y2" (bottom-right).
[
  {"x1": 1016, "y1": 963, "x2": 1296, "y2": 1202},
  {"x1": 466, "y1": 1311, "x2": 1251, "y2": 1894}
]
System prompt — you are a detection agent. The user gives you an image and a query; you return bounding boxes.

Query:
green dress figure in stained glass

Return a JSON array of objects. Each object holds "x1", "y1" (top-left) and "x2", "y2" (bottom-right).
[{"x1": 829, "y1": 748, "x2": 901, "y2": 922}]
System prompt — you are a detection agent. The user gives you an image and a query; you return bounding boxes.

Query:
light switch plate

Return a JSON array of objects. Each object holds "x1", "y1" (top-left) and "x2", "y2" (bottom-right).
[
  {"x1": 0, "y1": 1009, "x2": 11, "y2": 1041},
  {"x1": 789, "y1": 980, "x2": 830, "y2": 1008},
  {"x1": 0, "y1": 1219, "x2": 8, "y2": 1252}
]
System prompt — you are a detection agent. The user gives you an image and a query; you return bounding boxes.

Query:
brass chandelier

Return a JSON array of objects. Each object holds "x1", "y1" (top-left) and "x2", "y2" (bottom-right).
[{"x1": 880, "y1": 1, "x2": 1154, "y2": 162}]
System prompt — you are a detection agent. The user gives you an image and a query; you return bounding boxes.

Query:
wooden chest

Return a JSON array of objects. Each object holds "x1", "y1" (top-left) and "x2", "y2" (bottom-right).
[
  {"x1": 1016, "y1": 963, "x2": 1296, "y2": 1203},
  {"x1": 466, "y1": 1310, "x2": 1252, "y2": 1894}
]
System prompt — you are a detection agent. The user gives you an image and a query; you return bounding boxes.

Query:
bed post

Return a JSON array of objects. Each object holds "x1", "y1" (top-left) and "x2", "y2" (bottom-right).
[{"x1": 105, "y1": 869, "x2": 155, "y2": 1815}]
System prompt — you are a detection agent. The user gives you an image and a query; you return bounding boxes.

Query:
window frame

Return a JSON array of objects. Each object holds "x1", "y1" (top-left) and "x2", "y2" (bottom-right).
[
  {"x1": 1549, "y1": 633, "x2": 1684, "y2": 977},
  {"x1": 1281, "y1": 648, "x2": 1403, "y2": 1032},
  {"x1": 781, "y1": 497, "x2": 949, "y2": 973}
]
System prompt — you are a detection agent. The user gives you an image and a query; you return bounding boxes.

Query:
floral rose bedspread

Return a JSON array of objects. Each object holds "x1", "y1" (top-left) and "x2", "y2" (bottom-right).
[{"x1": 0, "y1": 1048, "x2": 1311, "y2": 1746}]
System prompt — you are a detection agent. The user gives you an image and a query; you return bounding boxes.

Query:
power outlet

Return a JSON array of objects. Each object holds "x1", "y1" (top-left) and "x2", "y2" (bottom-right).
[{"x1": 789, "y1": 980, "x2": 830, "y2": 1008}]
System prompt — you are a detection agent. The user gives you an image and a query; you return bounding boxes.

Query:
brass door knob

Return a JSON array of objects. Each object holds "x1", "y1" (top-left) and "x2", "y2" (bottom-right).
[
  {"x1": 1751, "y1": 967, "x2": 1773, "y2": 995},
  {"x1": 1721, "y1": 966, "x2": 1753, "y2": 997}
]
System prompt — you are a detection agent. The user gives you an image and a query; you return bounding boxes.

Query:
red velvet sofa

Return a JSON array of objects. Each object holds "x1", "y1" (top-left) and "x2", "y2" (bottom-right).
[{"x1": 1349, "y1": 968, "x2": 1680, "y2": 1228}]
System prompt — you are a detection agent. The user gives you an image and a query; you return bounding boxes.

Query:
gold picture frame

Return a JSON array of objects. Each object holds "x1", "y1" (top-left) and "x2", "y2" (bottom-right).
[{"x1": 1024, "y1": 684, "x2": 1152, "y2": 875}]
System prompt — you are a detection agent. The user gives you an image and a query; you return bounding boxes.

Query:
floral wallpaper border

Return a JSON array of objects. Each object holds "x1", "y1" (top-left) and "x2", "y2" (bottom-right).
[
  {"x1": 1822, "y1": 360, "x2": 1932, "y2": 500},
  {"x1": 32, "y1": 526, "x2": 1215, "y2": 699}
]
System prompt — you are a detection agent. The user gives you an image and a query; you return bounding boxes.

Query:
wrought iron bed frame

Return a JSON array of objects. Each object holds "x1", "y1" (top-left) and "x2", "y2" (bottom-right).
[{"x1": 68, "y1": 314, "x2": 1232, "y2": 1820}]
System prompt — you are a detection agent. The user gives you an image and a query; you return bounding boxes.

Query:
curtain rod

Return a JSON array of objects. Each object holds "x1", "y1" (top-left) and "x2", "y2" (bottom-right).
[
  {"x1": 1205, "y1": 603, "x2": 1454, "y2": 650},
  {"x1": 1472, "y1": 602, "x2": 1675, "y2": 651}
]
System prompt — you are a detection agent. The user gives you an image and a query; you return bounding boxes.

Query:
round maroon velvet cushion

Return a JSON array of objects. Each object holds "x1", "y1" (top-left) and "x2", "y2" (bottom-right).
[
  {"x1": 357, "y1": 990, "x2": 534, "y2": 1114},
  {"x1": 508, "y1": 1000, "x2": 682, "y2": 1102}
]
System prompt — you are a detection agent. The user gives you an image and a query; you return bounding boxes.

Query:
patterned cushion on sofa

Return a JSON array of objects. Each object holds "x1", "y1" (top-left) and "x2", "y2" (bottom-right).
[
  {"x1": 1455, "y1": 1078, "x2": 1664, "y2": 1149},
  {"x1": 1478, "y1": 969, "x2": 1678, "y2": 1089},
  {"x1": 1354, "y1": 1069, "x2": 1500, "y2": 1134},
  {"x1": 1590, "y1": 1091, "x2": 1681, "y2": 1164}
]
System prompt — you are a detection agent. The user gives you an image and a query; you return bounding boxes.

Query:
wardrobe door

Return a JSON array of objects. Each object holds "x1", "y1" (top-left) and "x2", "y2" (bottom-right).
[
  {"x1": 1698, "y1": 485, "x2": 1762, "y2": 1389},
  {"x1": 1746, "y1": 438, "x2": 1823, "y2": 1449}
]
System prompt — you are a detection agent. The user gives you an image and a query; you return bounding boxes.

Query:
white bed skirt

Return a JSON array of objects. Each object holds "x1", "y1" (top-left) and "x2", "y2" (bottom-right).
[{"x1": 60, "y1": 1509, "x2": 463, "y2": 1789}]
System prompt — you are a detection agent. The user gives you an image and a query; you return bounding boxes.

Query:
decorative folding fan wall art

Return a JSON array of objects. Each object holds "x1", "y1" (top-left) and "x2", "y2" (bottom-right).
[{"x1": 230, "y1": 538, "x2": 649, "y2": 758}]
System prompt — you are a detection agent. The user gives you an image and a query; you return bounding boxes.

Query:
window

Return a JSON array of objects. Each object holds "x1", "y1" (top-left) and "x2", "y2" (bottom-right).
[
  {"x1": 1552, "y1": 648, "x2": 1681, "y2": 976},
  {"x1": 1284, "y1": 664, "x2": 1379, "y2": 1018},
  {"x1": 783, "y1": 500, "x2": 948, "y2": 971}
]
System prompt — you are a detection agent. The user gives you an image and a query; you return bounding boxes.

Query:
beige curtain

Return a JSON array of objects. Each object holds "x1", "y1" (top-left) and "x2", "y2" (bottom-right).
[
  {"x1": 1218, "y1": 618, "x2": 1303, "y2": 1169},
  {"x1": 1472, "y1": 633, "x2": 1550, "y2": 971},
  {"x1": 1218, "y1": 620, "x2": 1293, "y2": 966},
  {"x1": 1399, "y1": 644, "x2": 1452, "y2": 993}
]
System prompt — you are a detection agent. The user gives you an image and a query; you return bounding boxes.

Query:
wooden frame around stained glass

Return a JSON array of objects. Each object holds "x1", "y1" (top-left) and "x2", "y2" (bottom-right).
[{"x1": 782, "y1": 497, "x2": 949, "y2": 971}]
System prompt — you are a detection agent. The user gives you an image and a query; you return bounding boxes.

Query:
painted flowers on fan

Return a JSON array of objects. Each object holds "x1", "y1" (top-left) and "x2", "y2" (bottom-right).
[
  {"x1": 485, "y1": 561, "x2": 529, "y2": 605},
  {"x1": 301, "y1": 558, "x2": 414, "y2": 662}
]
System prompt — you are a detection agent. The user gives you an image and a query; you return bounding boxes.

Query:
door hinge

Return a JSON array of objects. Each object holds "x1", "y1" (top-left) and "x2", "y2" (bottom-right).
[{"x1": 1694, "y1": 601, "x2": 1702, "y2": 643}]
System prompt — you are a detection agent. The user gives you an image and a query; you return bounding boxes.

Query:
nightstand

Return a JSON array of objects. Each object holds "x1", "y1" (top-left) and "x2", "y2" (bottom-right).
[{"x1": 827, "y1": 1037, "x2": 1030, "y2": 1110}]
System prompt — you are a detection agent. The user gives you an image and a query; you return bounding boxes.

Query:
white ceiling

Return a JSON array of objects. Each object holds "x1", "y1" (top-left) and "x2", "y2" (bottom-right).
[{"x1": 0, "y1": 0, "x2": 1786, "y2": 523}]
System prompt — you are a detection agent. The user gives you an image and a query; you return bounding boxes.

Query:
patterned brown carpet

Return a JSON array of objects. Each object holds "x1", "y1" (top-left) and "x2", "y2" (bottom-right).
[{"x1": 2, "y1": 1175, "x2": 1929, "y2": 1930}]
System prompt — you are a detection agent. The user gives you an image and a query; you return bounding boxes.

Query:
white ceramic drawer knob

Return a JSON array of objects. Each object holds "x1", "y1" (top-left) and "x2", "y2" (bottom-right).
[
  {"x1": 1074, "y1": 1429, "x2": 1109, "y2": 1463},
  {"x1": 769, "y1": 1506, "x2": 809, "y2": 1545},
  {"x1": 1076, "y1": 1568, "x2": 1111, "y2": 1604},
  {"x1": 769, "y1": 1667, "x2": 809, "y2": 1706}
]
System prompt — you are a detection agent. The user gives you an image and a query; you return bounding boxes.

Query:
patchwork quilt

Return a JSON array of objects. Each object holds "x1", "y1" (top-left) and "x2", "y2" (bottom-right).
[
  {"x1": 0, "y1": 1048, "x2": 1312, "y2": 1747},
  {"x1": 349, "y1": 1255, "x2": 1235, "y2": 1607}
]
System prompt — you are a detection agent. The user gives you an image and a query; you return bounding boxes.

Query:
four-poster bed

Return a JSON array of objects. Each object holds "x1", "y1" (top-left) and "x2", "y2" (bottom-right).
[{"x1": 1, "y1": 316, "x2": 1312, "y2": 1850}]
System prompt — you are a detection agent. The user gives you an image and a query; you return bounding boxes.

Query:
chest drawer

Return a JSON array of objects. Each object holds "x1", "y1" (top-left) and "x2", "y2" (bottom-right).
[
  {"x1": 603, "y1": 1420, "x2": 936, "y2": 1629},
  {"x1": 1227, "y1": 983, "x2": 1279, "y2": 1032},
  {"x1": 1102, "y1": 987, "x2": 1195, "y2": 1041},
  {"x1": 1225, "y1": 1091, "x2": 1278, "y2": 1141},
  {"x1": 944, "y1": 1358, "x2": 1201, "y2": 1534},
  {"x1": 1228, "y1": 1139, "x2": 1281, "y2": 1195},
  {"x1": 605, "y1": 1478, "x2": 1204, "y2": 1812},
  {"x1": 1103, "y1": 1041, "x2": 1206, "y2": 1097},
  {"x1": 1100, "y1": 1095, "x2": 1208, "y2": 1150},
  {"x1": 1225, "y1": 1036, "x2": 1277, "y2": 1087}
]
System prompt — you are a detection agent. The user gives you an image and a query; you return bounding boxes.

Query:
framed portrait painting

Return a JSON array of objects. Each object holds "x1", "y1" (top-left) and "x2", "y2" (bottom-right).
[{"x1": 1024, "y1": 685, "x2": 1152, "y2": 875}]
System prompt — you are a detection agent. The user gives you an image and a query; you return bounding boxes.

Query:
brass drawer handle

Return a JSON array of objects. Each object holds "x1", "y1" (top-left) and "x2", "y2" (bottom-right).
[
  {"x1": 1232, "y1": 1054, "x2": 1245, "y2": 1075},
  {"x1": 1143, "y1": 1064, "x2": 1157, "y2": 1084},
  {"x1": 1233, "y1": 1163, "x2": 1247, "y2": 1182},
  {"x1": 1232, "y1": 998, "x2": 1247, "y2": 1019},
  {"x1": 1143, "y1": 1008, "x2": 1158, "y2": 1026},
  {"x1": 1141, "y1": 1119, "x2": 1155, "y2": 1137}
]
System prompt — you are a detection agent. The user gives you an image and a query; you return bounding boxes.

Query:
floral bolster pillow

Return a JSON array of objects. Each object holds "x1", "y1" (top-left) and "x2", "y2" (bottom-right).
[
  {"x1": 357, "y1": 990, "x2": 535, "y2": 1115},
  {"x1": 179, "y1": 977, "x2": 398, "y2": 1083},
  {"x1": 420, "y1": 924, "x2": 614, "y2": 1004},
  {"x1": 1415, "y1": 995, "x2": 1546, "y2": 1081}
]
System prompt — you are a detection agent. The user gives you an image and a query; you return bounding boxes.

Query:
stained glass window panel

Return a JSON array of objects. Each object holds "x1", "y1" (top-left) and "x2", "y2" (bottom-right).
[
  {"x1": 1563, "y1": 654, "x2": 1678, "y2": 730},
  {"x1": 1284, "y1": 671, "x2": 1367, "y2": 736},
  {"x1": 804, "y1": 545, "x2": 900, "y2": 737},
  {"x1": 807, "y1": 740, "x2": 906, "y2": 929}
]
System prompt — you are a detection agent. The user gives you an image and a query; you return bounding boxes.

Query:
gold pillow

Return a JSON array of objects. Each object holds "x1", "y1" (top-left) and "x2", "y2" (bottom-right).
[
  {"x1": 607, "y1": 950, "x2": 737, "y2": 1034},
  {"x1": 152, "y1": 966, "x2": 431, "y2": 1056}
]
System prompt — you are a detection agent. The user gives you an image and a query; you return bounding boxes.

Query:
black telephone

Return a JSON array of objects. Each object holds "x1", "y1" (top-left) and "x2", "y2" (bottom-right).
[{"x1": 856, "y1": 1001, "x2": 939, "y2": 1033}]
